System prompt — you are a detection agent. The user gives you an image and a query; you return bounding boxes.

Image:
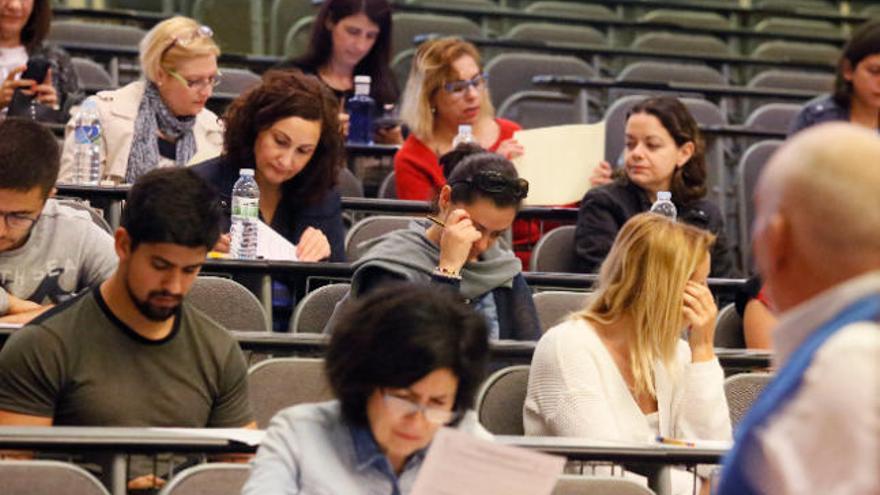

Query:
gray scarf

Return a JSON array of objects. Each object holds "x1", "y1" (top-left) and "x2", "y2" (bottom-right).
[
  {"x1": 125, "y1": 81, "x2": 197, "y2": 183},
  {"x1": 351, "y1": 220, "x2": 521, "y2": 300}
]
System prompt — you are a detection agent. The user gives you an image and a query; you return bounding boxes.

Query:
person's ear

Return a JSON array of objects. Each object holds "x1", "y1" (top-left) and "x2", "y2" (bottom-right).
[
  {"x1": 438, "y1": 185, "x2": 453, "y2": 215},
  {"x1": 841, "y1": 59, "x2": 854, "y2": 82},
  {"x1": 324, "y1": 18, "x2": 335, "y2": 33},
  {"x1": 676, "y1": 141, "x2": 695, "y2": 168},
  {"x1": 114, "y1": 227, "x2": 132, "y2": 262}
]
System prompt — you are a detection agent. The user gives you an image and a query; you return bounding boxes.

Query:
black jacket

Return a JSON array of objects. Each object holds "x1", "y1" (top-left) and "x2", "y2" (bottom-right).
[
  {"x1": 574, "y1": 180, "x2": 738, "y2": 278},
  {"x1": 192, "y1": 156, "x2": 346, "y2": 262}
]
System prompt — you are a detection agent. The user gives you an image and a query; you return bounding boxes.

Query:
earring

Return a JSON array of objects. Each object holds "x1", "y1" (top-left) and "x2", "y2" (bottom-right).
[{"x1": 431, "y1": 107, "x2": 436, "y2": 114}]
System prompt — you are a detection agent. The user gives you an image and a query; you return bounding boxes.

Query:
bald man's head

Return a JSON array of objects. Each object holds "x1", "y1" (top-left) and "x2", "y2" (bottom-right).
[{"x1": 752, "y1": 123, "x2": 880, "y2": 311}]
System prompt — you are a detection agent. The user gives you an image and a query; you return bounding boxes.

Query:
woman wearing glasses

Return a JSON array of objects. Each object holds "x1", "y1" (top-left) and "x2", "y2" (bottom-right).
[
  {"x1": 0, "y1": 0, "x2": 82, "y2": 122},
  {"x1": 243, "y1": 284, "x2": 490, "y2": 494},
  {"x1": 58, "y1": 16, "x2": 223, "y2": 184},
  {"x1": 343, "y1": 149, "x2": 541, "y2": 341},
  {"x1": 395, "y1": 37, "x2": 523, "y2": 201}
]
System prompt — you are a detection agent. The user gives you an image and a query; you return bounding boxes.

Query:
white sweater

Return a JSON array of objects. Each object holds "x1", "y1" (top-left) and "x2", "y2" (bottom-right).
[{"x1": 524, "y1": 318, "x2": 732, "y2": 493}]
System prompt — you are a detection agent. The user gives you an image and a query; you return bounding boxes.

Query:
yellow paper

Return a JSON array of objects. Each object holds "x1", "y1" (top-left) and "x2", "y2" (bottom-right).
[{"x1": 513, "y1": 122, "x2": 605, "y2": 206}]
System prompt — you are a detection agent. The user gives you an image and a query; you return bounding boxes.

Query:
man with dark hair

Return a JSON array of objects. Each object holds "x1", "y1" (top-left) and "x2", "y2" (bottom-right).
[
  {"x1": 0, "y1": 167, "x2": 254, "y2": 432},
  {"x1": 0, "y1": 118, "x2": 115, "y2": 323}
]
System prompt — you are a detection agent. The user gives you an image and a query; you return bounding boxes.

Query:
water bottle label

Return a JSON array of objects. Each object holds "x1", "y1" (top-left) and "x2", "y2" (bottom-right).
[
  {"x1": 74, "y1": 125, "x2": 100, "y2": 144},
  {"x1": 232, "y1": 198, "x2": 259, "y2": 218}
]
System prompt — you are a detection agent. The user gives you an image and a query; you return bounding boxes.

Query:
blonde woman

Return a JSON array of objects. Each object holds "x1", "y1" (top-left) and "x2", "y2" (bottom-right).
[
  {"x1": 58, "y1": 16, "x2": 223, "y2": 184},
  {"x1": 395, "y1": 37, "x2": 522, "y2": 201},
  {"x1": 524, "y1": 212, "x2": 731, "y2": 495}
]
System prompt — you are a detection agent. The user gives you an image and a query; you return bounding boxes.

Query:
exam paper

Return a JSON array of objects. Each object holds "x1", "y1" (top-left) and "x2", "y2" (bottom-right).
[
  {"x1": 512, "y1": 122, "x2": 605, "y2": 206},
  {"x1": 256, "y1": 220, "x2": 298, "y2": 261},
  {"x1": 410, "y1": 427, "x2": 565, "y2": 495}
]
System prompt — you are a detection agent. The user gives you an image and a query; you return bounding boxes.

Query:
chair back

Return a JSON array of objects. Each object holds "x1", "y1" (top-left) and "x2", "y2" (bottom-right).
[
  {"x1": 502, "y1": 22, "x2": 605, "y2": 47},
  {"x1": 523, "y1": 2, "x2": 618, "y2": 20},
  {"x1": 714, "y1": 303, "x2": 745, "y2": 349},
  {"x1": 214, "y1": 68, "x2": 261, "y2": 95},
  {"x1": 49, "y1": 21, "x2": 146, "y2": 47},
  {"x1": 159, "y1": 463, "x2": 250, "y2": 495},
  {"x1": 71, "y1": 58, "x2": 114, "y2": 91},
  {"x1": 0, "y1": 460, "x2": 110, "y2": 495},
  {"x1": 751, "y1": 40, "x2": 840, "y2": 65},
  {"x1": 754, "y1": 17, "x2": 840, "y2": 37},
  {"x1": 337, "y1": 168, "x2": 365, "y2": 198},
  {"x1": 498, "y1": 91, "x2": 583, "y2": 129},
  {"x1": 639, "y1": 9, "x2": 730, "y2": 30},
  {"x1": 192, "y1": 0, "x2": 260, "y2": 54},
  {"x1": 553, "y1": 475, "x2": 655, "y2": 495},
  {"x1": 530, "y1": 226, "x2": 578, "y2": 272},
  {"x1": 744, "y1": 103, "x2": 802, "y2": 134},
  {"x1": 283, "y1": 15, "x2": 315, "y2": 58},
  {"x1": 289, "y1": 283, "x2": 351, "y2": 333},
  {"x1": 737, "y1": 140, "x2": 782, "y2": 270},
  {"x1": 378, "y1": 171, "x2": 397, "y2": 199},
  {"x1": 475, "y1": 365, "x2": 530, "y2": 435},
  {"x1": 485, "y1": 52, "x2": 597, "y2": 110},
  {"x1": 390, "y1": 13, "x2": 481, "y2": 58},
  {"x1": 344, "y1": 215, "x2": 417, "y2": 261},
  {"x1": 270, "y1": 0, "x2": 319, "y2": 55},
  {"x1": 724, "y1": 372, "x2": 773, "y2": 427},
  {"x1": 247, "y1": 357, "x2": 334, "y2": 428},
  {"x1": 533, "y1": 291, "x2": 591, "y2": 333},
  {"x1": 187, "y1": 276, "x2": 269, "y2": 332}
]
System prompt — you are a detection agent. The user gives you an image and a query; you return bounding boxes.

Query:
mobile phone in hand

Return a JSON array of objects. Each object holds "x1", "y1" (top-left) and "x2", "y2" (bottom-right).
[{"x1": 7, "y1": 57, "x2": 51, "y2": 118}]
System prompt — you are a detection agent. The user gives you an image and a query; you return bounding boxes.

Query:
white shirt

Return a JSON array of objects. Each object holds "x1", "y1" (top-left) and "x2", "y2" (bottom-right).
[
  {"x1": 748, "y1": 271, "x2": 880, "y2": 495},
  {"x1": 0, "y1": 46, "x2": 28, "y2": 81},
  {"x1": 524, "y1": 318, "x2": 732, "y2": 495}
]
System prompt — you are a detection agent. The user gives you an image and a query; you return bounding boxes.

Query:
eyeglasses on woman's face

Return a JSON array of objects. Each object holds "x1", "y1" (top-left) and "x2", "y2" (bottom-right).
[
  {"x1": 165, "y1": 68, "x2": 222, "y2": 91},
  {"x1": 443, "y1": 73, "x2": 488, "y2": 98},
  {"x1": 382, "y1": 391, "x2": 458, "y2": 425}
]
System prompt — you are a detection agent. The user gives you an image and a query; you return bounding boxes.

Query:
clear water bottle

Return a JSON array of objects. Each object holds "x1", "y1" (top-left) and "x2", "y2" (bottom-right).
[
  {"x1": 72, "y1": 99, "x2": 103, "y2": 185},
  {"x1": 346, "y1": 75, "x2": 375, "y2": 145},
  {"x1": 230, "y1": 169, "x2": 260, "y2": 260},
  {"x1": 650, "y1": 191, "x2": 677, "y2": 221},
  {"x1": 451, "y1": 124, "x2": 475, "y2": 148}
]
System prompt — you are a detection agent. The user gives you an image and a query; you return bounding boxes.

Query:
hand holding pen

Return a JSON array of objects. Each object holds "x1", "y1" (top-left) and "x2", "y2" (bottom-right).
[{"x1": 427, "y1": 210, "x2": 481, "y2": 276}]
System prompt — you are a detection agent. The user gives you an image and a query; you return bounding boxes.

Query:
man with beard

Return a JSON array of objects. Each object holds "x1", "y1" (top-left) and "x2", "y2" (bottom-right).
[{"x1": 0, "y1": 167, "x2": 254, "y2": 431}]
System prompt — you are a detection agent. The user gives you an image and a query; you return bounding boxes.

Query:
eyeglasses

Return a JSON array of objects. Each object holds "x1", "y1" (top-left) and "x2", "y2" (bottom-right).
[
  {"x1": 160, "y1": 25, "x2": 214, "y2": 61},
  {"x1": 0, "y1": 211, "x2": 40, "y2": 231},
  {"x1": 448, "y1": 170, "x2": 529, "y2": 200},
  {"x1": 382, "y1": 392, "x2": 458, "y2": 425},
  {"x1": 166, "y1": 68, "x2": 222, "y2": 91},
  {"x1": 443, "y1": 74, "x2": 488, "y2": 97}
]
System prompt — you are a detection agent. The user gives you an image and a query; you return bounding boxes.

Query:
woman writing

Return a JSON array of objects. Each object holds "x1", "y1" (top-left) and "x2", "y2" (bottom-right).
[
  {"x1": 0, "y1": 0, "x2": 81, "y2": 121},
  {"x1": 278, "y1": 0, "x2": 400, "y2": 143},
  {"x1": 576, "y1": 96, "x2": 737, "y2": 278},
  {"x1": 58, "y1": 16, "x2": 223, "y2": 184},
  {"x1": 346, "y1": 151, "x2": 540, "y2": 341},
  {"x1": 790, "y1": 18, "x2": 880, "y2": 134},
  {"x1": 193, "y1": 69, "x2": 345, "y2": 262},
  {"x1": 243, "y1": 284, "x2": 490, "y2": 494},
  {"x1": 525, "y1": 213, "x2": 732, "y2": 495}
]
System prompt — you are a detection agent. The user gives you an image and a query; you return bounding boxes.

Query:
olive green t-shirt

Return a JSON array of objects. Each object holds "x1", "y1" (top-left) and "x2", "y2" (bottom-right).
[{"x1": 0, "y1": 287, "x2": 252, "y2": 427}]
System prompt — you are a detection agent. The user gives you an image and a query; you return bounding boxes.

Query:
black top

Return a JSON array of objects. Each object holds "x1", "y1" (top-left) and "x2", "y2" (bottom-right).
[
  {"x1": 275, "y1": 59, "x2": 353, "y2": 104},
  {"x1": 575, "y1": 180, "x2": 738, "y2": 278},
  {"x1": 191, "y1": 155, "x2": 346, "y2": 262}
]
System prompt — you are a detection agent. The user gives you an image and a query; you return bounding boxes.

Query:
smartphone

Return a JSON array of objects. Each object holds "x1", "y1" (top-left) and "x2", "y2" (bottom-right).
[{"x1": 7, "y1": 57, "x2": 51, "y2": 118}]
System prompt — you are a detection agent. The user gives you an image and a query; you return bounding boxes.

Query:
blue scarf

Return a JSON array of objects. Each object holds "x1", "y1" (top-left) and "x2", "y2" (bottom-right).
[{"x1": 716, "y1": 293, "x2": 880, "y2": 494}]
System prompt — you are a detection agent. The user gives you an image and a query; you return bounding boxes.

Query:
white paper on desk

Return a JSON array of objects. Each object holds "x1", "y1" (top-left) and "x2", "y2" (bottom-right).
[
  {"x1": 410, "y1": 427, "x2": 565, "y2": 495},
  {"x1": 149, "y1": 428, "x2": 266, "y2": 446},
  {"x1": 512, "y1": 122, "x2": 605, "y2": 206},
  {"x1": 256, "y1": 220, "x2": 298, "y2": 261}
]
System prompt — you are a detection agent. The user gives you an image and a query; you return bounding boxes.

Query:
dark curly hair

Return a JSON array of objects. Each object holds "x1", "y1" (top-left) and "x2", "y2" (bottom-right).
[
  {"x1": 623, "y1": 96, "x2": 707, "y2": 205},
  {"x1": 326, "y1": 283, "x2": 489, "y2": 427},
  {"x1": 833, "y1": 19, "x2": 880, "y2": 109},
  {"x1": 222, "y1": 69, "x2": 343, "y2": 207},
  {"x1": 20, "y1": 0, "x2": 51, "y2": 50}
]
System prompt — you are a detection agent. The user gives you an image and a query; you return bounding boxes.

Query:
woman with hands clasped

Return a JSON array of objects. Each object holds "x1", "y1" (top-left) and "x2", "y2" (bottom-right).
[
  {"x1": 525, "y1": 213, "x2": 732, "y2": 495},
  {"x1": 343, "y1": 150, "x2": 541, "y2": 341}
]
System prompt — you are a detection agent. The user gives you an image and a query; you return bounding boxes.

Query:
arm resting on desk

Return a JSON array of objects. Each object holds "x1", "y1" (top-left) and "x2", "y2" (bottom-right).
[{"x1": 0, "y1": 410, "x2": 52, "y2": 459}]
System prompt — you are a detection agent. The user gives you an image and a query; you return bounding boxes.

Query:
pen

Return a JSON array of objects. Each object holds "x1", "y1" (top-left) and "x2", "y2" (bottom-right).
[
  {"x1": 656, "y1": 436, "x2": 695, "y2": 448},
  {"x1": 426, "y1": 216, "x2": 446, "y2": 228}
]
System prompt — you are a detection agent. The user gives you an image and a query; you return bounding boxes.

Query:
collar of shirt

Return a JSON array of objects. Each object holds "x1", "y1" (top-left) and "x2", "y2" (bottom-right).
[
  {"x1": 349, "y1": 422, "x2": 428, "y2": 478},
  {"x1": 772, "y1": 270, "x2": 880, "y2": 366}
]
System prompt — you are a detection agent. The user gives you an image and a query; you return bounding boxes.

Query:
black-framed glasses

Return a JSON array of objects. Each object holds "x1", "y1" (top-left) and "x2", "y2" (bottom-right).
[
  {"x1": 382, "y1": 392, "x2": 459, "y2": 425},
  {"x1": 160, "y1": 25, "x2": 214, "y2": 61},
  {"x1": 443, "y1": 73, "x2": 488, "y2": 97},
  {"x1": 449, "y1": 170, "x2": 529, "y2": 200},
  {"x1": 0, "y1": 211, "x2": 40, "y2": 231}
]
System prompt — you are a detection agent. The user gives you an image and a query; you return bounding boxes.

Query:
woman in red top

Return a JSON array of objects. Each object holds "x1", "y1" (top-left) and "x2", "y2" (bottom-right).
[{"x1": 396, "y1": 37, "x2": 523, "y2": 201}]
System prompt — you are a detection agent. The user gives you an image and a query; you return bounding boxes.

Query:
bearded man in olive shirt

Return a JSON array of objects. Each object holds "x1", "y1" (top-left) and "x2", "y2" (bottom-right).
[{"x1": 0, "y1": 168, "x2": 255, "y2": 430}]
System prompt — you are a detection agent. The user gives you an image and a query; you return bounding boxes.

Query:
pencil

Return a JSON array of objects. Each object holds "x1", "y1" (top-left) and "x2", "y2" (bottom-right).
[
  {"x1": 656, "y1": 436, "x2": 696, "y2": 448},
  {"x1": 426, "y1": 216, "x2": 446, "y2": 228}
]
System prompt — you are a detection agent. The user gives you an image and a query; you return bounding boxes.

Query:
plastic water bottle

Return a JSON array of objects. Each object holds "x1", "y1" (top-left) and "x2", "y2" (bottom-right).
[
  {"x1": 72, "y1": 99, "x2": 102, "y2": 185},
  {"x1": 346, "y1": 75, "x2": 375, "y2": 145},
  {"x1": 451, "y1": 124, "x2": 475, "y2": 148},
  {"x1": 650, "y1": 191, "x2": 677, "y2": 221},
  {"x1": 230, "y1": 169, "x2": 260, "y2": 260}
]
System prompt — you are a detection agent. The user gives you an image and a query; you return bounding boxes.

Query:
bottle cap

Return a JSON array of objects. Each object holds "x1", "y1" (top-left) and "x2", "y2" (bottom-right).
[
  {"x1": 81, "y1": 99, "x2": 98, "y2": 110},
  {"x1": 657, "y1": 191, "x2": 671, "y2": 201},
  {"x1": 354, "y1": 75, "x2": 371, "y2": 84},
  {"x1": 458, "y1": 124, "x2": 472, "y2": 134},
  {"x1": 240, "y1": 168, "x2": 255, "y2": 177}
]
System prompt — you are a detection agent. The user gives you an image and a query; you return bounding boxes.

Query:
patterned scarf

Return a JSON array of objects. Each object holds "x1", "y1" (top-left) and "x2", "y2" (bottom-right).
[{"x1": 125, "y1": 81, "x2": 197, "y2": 183}]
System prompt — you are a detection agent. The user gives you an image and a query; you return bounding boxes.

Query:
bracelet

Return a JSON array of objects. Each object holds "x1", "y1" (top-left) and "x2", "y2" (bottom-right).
[{"x1": 433, "y1": 266, "x2": 462, "y2": 280}]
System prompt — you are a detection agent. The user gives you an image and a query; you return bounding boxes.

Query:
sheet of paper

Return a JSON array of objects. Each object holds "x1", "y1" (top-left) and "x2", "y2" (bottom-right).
[
  {"x1": 149, "y1": 428, "x2": 266, "y2": 446},
  {"x1": 512, "y1": 122, "x2": 605, "y2": 206},
  {"x1": 411, "y1": 427, "x2": 565, "y2": 495},
  {"x1": 256, "y1": 220, "x2": 298, "y2": 261}
]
